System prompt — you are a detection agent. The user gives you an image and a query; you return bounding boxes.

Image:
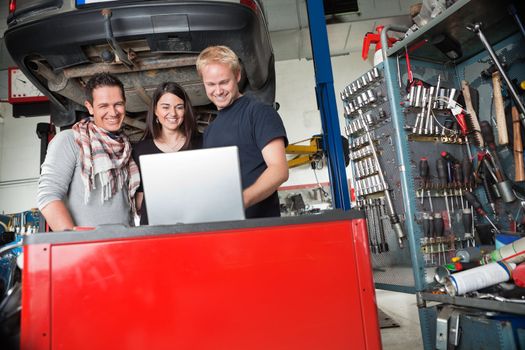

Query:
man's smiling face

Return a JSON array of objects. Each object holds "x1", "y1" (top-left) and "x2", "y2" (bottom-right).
[
  {"x1": 85, "y1": 86, "x2": 126, "y2": 132},
  {"x1": 201, "y1": 62, "x2": 241, "y2": 110}
]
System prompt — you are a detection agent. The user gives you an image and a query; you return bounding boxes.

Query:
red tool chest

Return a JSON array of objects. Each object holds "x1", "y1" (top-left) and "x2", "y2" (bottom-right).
[{"x1": 21, "y1": 211, "x2": 381, "y2": 350}]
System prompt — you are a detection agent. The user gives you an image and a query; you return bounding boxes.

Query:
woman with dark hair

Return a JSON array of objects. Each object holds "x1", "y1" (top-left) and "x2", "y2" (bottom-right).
[{"x1": 132, "y1": 82, "x2": 202, "y2": 225}]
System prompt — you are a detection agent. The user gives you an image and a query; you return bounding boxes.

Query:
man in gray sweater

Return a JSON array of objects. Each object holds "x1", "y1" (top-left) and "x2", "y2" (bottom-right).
[{"x1": 37, "y1": 73, "x2": 140, "y2": 231}]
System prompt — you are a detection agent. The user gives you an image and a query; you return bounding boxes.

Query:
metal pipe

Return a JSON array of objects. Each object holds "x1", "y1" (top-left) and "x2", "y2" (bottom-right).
[
  {"x1": 467, "y1": 23, "x2": 525, "y2": 127},
  {"x1": 32, "y1": 61, "x2": 87, "y2": 106},
  {"x1": 62, "y1": 56, "x2": 198, "y2": 79}
]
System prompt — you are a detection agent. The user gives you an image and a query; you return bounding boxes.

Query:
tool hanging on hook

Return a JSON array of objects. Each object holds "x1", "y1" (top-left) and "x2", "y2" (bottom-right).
[
  {"x1": 467, "y1": 22, "x2": 525, "y2": 128},
  {"x1": 512, "y1": 106, "x2": 525, "y2": 182},
  {"x1": 491, "y1": 71, "x2": 509, "y2": 146},
  {"x1": 480, "y1": 121, "x2": 516, "y2": 203},
  {"x1": 460, "y1": 80, "x2": 483, "y2": 148},
  {"x1": 464, "y1": 191, "x2": 500, "y2": 234},
  {"x1": 359, "y1": 109, "x2": 407, "y2": 248}
]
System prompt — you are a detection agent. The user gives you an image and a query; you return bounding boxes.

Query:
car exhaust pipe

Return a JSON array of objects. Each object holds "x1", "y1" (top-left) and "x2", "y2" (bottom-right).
[{"x1": 30, "y1": 60, "x2": 86, "y2": 106}]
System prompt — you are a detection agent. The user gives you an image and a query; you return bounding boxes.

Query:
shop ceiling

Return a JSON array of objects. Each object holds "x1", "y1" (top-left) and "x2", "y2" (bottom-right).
[{"x1": 265, "y1": 0, "x2": 414, "y2": 60}]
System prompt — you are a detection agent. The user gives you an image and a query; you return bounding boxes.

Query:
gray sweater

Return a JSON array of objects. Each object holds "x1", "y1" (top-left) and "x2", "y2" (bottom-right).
[{"x1": 37, "y1": 130, "x2": 133, "y2": 227}]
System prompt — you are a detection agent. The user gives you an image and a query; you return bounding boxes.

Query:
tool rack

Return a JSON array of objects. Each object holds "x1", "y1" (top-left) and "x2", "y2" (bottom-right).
[{"x1": 341, "y1": 0, "x2": 525, "y2": 348}]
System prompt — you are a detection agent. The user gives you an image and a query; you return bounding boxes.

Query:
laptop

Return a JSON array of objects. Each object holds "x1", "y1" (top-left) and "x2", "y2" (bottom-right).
[{"x1": 139, "y1": 146, "x2": 245, "y2": 225}]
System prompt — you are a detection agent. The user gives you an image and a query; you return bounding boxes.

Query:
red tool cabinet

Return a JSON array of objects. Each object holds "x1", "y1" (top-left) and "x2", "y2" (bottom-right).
[{"x1": 21, "y1": 211, "x2": 381, "y2": 350}]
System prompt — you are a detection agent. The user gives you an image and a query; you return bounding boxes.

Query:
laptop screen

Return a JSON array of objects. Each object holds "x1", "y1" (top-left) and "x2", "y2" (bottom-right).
[{"x1": 139, "y1": 146, "x2": 245, "y2": 225}]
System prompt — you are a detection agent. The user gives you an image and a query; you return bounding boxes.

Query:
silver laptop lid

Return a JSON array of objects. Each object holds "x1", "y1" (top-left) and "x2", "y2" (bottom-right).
[{"x1": 140, "y1": 146, "x2": 245, "y2": 225}]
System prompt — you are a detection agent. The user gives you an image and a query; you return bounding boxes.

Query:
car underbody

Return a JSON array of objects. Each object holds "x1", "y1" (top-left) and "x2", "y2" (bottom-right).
[{"x1": 5, "y1": 1, "x2": 275, "y2": 140}]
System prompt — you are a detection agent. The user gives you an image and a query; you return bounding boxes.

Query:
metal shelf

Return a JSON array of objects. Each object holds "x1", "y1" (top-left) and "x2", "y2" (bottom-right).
[
  {"x1": 421, "y1": 292, "x2": 525, "y2": 316},
  {"x1": 386, "y1": 0, "x2": 519, "y2": 64}
]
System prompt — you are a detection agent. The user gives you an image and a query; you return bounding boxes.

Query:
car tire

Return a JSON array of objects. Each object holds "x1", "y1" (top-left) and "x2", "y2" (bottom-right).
[{"x1": 243, "y1": 55, "x2": 276, "y2": 107}]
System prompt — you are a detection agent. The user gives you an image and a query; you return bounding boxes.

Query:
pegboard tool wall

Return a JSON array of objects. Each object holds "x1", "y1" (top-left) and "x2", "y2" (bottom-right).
[
  {"x1": 417, "y1": 36, "x2": 524, "y2": 286},
  {"x1": 343, "y1": 32, "x2": 525, "y2": 292},
  {"x1": 400, "y1": 60, "x2": 467, "y2": 273},
  {"x1": 343, "y1": 66, "x2": 415, "y2": 291}
]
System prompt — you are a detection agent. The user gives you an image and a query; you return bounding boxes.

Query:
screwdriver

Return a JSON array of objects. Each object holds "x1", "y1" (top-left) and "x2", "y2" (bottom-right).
[
  {"x1": 464, "y1": 191, "x2": 500, "y2": 233},
  {"x1": 366, "y1": 201, "x2": 377, "y2": 254},
  {"x1": 480, "y1": 121, "x2": 516, "y2": 203},
  {"x1": 377, "y1": 199, "x2": 389, "y2": 253},
  {"x1": 440, "y1": 151, "x2": 460, "y2": 165},
  {"x1": 422, "y1": 212, "x2": 430, "y2": 253},
  {"x1": 450, "y1": 162, "x2": 459, "y2": 209},
  {"x1": 441, "y1": 153, "x2": 458, "y2": 210},
  {"x1": 436, "y1": 158, "x2": 451, "y2": 227},
  {"x1": 481, "y1": 163, "x2": 497, "y2": 214},
  {"x1": 428, "y1": 213, "x2": 435, "y2": 265},
  {"x1": 462, "y1": 157, "x2": 473, "y2": 191},
  {"x1": 462, "y1": 208, "x2": 475, "y2": 247},
  {"x1": 480, "y1": 121, "x2": 506, "y2": 182},
  {"x1": 372, "y1": 202, "x2": 382, "y2": 254},
  {"x1": 419, "y1": 158, "x2": 427, "y2": 204},
  {"x1": 372, "y1": 200, "x2": 384, "y2": 254},
  {"x1": 419, "y1": 157, "x2": 433, "y2": 212},
  {"x1": 422, "y1": 212, "x2": 431, "y2": 264},
  {"x1": 434, "y1": 212, "x2": 446, "y2": 264},
  {"x1": 454, "y1": 163, "x2": 465, "y2": 209}
]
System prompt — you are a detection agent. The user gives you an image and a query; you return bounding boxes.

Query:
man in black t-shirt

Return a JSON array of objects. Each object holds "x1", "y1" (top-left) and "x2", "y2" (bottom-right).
[{"x1": 196, "y1": 45, "x2": 289, "y2": 218}]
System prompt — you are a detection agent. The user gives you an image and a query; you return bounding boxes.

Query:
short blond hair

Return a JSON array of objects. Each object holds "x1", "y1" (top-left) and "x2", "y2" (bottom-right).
[{"x1": 196, "y1": 45, "x2": 241, "y2": 77}]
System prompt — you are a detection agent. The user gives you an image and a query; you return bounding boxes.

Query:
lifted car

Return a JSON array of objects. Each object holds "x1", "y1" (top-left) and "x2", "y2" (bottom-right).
[{"x1": 5, "y1": 0, "x2": 275, "y2": 138}]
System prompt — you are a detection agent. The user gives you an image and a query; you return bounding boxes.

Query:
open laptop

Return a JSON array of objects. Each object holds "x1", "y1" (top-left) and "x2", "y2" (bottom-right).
[{"x1": 139, "y1": 146, "x2": 245, "y2": 225}]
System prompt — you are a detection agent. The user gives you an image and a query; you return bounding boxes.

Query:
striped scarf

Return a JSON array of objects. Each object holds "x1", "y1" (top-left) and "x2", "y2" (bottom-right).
[{"x1": 73, "y1": 118, "x2": 140, "y2": 216}]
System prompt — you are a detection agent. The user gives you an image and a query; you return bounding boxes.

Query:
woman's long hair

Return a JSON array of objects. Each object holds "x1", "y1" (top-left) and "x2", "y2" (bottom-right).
[{"x1": 142, "y1": 82, "x2": 197, "y2": 150}]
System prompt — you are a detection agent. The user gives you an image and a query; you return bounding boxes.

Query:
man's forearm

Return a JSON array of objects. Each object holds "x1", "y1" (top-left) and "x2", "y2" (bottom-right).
[
  {"x1": 243, "y1": 137, "x2": 289, "y2": 208},
  {"x1": 243, "y1": 164, "x2": 288, "y2": 208},
  {"x1": 41, "y1": 200, "x2": 75, "y2": 231}
]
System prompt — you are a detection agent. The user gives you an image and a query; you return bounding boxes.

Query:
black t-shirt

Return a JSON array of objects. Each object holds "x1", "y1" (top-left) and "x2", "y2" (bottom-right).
[
  {"x1": 203, "y1": 95, "x2": 288, "y2": 218},
  {"x1": 132, "y1": 134, "x2": 202, "y2": 225}
]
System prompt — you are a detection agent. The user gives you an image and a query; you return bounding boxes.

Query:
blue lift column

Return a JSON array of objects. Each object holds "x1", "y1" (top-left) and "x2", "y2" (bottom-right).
[{"x1": 305, "y1": 0, "x2": 351, "y2": 210}]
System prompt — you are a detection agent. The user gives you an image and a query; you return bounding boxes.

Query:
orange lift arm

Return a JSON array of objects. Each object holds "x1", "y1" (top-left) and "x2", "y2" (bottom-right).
[{"x1": 285, "y1": 136, "x2": 323, "y2": 169}]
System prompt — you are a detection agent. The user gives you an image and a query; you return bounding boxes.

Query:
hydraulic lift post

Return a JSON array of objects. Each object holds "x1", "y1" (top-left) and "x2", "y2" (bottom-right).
[{"x1": 305, "y1": 0, "x2": 351, "y2": 210}]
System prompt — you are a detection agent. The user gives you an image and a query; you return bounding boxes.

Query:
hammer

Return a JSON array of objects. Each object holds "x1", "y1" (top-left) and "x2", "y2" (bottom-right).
[
  {"x1": 491, "y1": 71, "x2": 509, "y2": 146},
  {"x1": 513, "y1": 106, "x2": 525, "y2": 182}
]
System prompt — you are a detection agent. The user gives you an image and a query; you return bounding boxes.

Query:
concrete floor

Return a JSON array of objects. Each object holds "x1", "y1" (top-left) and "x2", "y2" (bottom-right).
[{"x1": 376, "y1": 289, "x2": 424, "y2": 350}]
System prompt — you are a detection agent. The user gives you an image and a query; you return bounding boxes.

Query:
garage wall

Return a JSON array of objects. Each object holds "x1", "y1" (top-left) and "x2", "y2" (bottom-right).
[
  {"x1": 0, "y1": 102, "x2": 48, "y2": 213},
  {"x1": 278, "y1": 52, "x2": 372, "y2": 187},
  {"x1": 0, "y1": 51, "x2": 372, "y2": 214}
]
